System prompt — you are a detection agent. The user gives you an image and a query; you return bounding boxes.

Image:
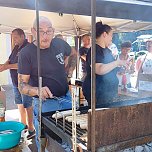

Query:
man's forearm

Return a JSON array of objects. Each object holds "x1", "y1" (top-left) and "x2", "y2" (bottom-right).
[
  {"x1": 3, "y1": 60, "x2": 17, "y2": 70},
  {"x1": 18, "y1": 82, "x2": 38, "y2": 96},
  {"x1": 1, "y1": 63, "x2": 18, "y2": 70},
  {"x1": 7, "y1": 63, "x2": 18, "y2": 69},
  {"x1": 0, "y1": 60, "x2": 16, "y2": 72},
  {"x1": 18, "y1": 75, "x2": 38, "y2": 96}
]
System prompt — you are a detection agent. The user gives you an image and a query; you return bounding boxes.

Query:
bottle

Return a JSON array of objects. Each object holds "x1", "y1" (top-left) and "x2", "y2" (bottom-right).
[
  {"x1": 0, "y1": 115, "x2": 5, "y2": 122},
  {"x1": 121, "y1": 74, "x2": 127, "y2": 92},
  {"x1": 0, "y1": 101, "x2": 5, "y2": 122}
]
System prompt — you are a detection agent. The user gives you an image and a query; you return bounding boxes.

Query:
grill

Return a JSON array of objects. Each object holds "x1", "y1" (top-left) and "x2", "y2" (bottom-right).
[
  {"x1": 42, "y1": 97, "x2": 152, "y2": 152},
  {"x1": 42, "y1": 108, "x2": 88, "y2": 150}
]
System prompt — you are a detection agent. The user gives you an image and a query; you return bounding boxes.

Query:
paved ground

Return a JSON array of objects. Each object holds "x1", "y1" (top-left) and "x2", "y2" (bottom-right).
[
  {"x1": 2, "y1": 84, "x2": 17, "y2": 110},
  {"x1": 2, "y1": 84, "x2": 37, "y2": 152}
]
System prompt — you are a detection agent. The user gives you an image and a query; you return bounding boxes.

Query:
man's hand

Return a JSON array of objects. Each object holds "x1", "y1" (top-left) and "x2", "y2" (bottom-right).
[
  {"x1": 0, "y1": 64, "x2": 7, "y2": 72},
  {"x1": 39, "y1": 86, "x2": 53, "y2": 100}
]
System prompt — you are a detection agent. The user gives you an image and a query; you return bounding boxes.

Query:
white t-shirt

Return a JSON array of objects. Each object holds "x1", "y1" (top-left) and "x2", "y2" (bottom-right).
[{"x1": 142, "y1": 53, "x2": 152, "y2": 74}]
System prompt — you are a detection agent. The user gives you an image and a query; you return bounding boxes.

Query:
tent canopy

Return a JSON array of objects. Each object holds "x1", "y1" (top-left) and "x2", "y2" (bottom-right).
[
  {"x1": 0, "y1": 0, "x2": 152, "y2": 35},
  {"x1": 0, "y1": 0, "x2": 152, "y2": 20}
]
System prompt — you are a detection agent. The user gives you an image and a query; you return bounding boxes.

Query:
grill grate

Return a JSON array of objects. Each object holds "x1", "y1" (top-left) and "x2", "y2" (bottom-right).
[{"x1": 46, "y1": 115, "x2": 87, "y2": 144}]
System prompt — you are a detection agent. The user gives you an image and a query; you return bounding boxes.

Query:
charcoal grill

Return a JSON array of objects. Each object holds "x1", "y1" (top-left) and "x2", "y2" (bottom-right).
[
  {"x1": 42, "y1": 96, "x2": 152, "y2": 152},
  {"x1": 42, "y1": 108, "x2": 88, "y2": 151}
]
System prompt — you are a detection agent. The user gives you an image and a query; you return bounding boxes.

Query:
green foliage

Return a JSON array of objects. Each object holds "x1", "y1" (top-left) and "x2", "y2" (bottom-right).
[{"x1": 113, "y1": 29, "x2": 152, "y2": 52}]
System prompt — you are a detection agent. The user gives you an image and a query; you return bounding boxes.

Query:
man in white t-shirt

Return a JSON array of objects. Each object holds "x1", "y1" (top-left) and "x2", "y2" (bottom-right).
[{"x1": 136, "y1": 40, "x2": 152, "y2": 74}]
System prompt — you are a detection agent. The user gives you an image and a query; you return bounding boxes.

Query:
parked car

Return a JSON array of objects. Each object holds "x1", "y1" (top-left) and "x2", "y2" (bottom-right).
[
  {"x1": 135, "y1": 50, "x2": 147, "y2": 60},
  {"x1": 132, "y1": 35, "x2": 152, "y2": 51},
  {"x1": 128, "y1": 50, "x2": 147, "y2": 61},
  {"x1": 131, "y1": 35, "x2": 151, "y2": 60}
]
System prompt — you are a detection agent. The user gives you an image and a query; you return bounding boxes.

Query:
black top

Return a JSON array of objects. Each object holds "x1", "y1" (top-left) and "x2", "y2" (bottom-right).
[
  {"x1": 18, "y1": 38, "x2": 71, "y2": 97},
  {"x1": 9, "y1": 39, "x2": 29, "y2": 86},
  {"x1": 82, "y1": 44, "x2": 119, "y2": 107},
  {"x1": 79, "y1": 47, "x2": 89, "y2": 73}
]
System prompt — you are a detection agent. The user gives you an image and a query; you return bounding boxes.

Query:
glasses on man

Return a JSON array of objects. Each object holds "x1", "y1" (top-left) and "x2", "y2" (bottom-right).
[{"x1": 34, "y1": 28, "x2": 54, "y2": 36}]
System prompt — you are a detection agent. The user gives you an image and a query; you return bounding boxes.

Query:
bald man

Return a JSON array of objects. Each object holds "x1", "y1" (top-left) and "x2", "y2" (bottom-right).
[{"x1": 18, "y1": 16, "x2": 72, "y2": 149}]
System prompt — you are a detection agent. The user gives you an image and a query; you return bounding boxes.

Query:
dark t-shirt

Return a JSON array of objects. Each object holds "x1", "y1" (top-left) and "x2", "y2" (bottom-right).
[
  {"x1": 79, "y1": 47, "x2": 89, "y2": 73},
  {"x1": 18, "y1": 38, "x2": 71, "y2": 97},
  {"x1": 9, "y1": 39, "x2": 29, "y2": 86},
  {"x1": 82, "y1": 44, "x2": 118, "y2": 107}
]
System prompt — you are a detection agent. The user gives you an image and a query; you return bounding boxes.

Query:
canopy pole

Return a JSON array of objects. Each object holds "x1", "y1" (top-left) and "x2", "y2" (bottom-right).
[
  {"x1": 91, "y1": 0, "x2": 96, "y2": 152},
  {"x1": 35, "y1": 0, "x2": 42, "y2": 152},
  {"x1": 74, "y1": 36, "x2": 79, "y2": 79}
]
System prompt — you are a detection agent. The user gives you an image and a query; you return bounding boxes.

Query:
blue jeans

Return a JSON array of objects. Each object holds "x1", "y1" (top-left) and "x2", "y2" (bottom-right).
[
  {"x1": 33, "y1": 91, "x2": 72, "y2": 150},
  {"x1": 13, "y1": 86, "x2": 33, "y2": 108}
]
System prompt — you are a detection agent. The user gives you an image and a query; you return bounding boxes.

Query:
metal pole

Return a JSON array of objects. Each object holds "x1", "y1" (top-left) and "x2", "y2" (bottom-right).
[
  {"x1": 35, "y1": 0, "x2": 42, "y2": 152},
  {"x1": 72, "y1": 17, "x2": 80, "y2": 79},
  {"x1": 72, "y1": 86, "x2": 77, "y2": 152},
  {"x1": 91, "y1": 0, "x2": 96, "y2": 152},
  {"x1": 74, "y1": 36, "x2": 79, "y2": 79}
]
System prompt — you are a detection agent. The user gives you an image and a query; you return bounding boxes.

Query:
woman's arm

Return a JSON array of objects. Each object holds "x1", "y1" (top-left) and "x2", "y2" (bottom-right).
[{"x1": 95, "y1": 58, "x2": 126, "y2": 75}]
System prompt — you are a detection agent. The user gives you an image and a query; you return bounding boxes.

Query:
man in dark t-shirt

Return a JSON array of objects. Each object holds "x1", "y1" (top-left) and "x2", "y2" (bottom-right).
[
  {"x1": 79, "y1": 34, "x2": 91, "y2": 80},
  {"x1": 18, "y1": 37, "x2": 71, "y2": 97},
  {"x1": 18, "y1": 16, "x2": 72, "y2": 149},
  {"x1": 0, "y1": 29, "x2": 35, "y2": 138}
]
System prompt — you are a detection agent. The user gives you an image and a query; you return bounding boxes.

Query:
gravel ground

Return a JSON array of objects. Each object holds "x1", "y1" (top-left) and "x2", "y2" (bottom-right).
[{"x1": 119, "y1": 142, "x2": 152, "y2": 152}]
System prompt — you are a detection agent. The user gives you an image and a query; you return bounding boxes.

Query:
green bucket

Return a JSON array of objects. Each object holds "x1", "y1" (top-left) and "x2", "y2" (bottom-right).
[{"x1": 0, "y1": 121, "x2": 25, "y2": 150}]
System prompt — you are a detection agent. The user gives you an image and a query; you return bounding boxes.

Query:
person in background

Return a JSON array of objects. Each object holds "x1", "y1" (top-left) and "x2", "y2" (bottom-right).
[
  {"x1": 117, "y1": 41, "x2": 134, "y2": 88},
  {"x1": 55, "y1": 34, "x2": 77, "y2": 78},
  {"x1": 79, "y1": 34, "x2": 91, "y2": 80},
  {"x1": 136, "y1": 40, "x2": 152, "y2": 74},
  {"x1": 135, "y1": 40, "x2": 152, "y2": 89},
  {"x1": 82, "y1": 22, "x2": 127, "y2": 107},
  {"x1": 18, "y1": 16, "x2": 72, "y2": 150},
  {"x1": 0, "y1": 28, "x2": 35, "y2": 139},
  {"x1": 55, "y1": 34, "x2": 63, "y2": 39}
]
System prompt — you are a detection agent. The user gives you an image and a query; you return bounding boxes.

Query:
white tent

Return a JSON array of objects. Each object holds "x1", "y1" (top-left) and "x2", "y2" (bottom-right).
[{"x1": 0, "y1": 0, "x2": 152, "y2": 36}]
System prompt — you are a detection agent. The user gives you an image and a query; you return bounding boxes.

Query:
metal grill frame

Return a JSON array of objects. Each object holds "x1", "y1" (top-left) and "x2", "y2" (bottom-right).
[{"x1": 42, "y1": 112, "x2": 88, "y2": 150}]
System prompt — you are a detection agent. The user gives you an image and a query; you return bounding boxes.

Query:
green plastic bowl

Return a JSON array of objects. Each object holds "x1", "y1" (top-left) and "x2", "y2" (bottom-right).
[{"x1": 0, "y1": 121, "x2": 25, "y2": 150}]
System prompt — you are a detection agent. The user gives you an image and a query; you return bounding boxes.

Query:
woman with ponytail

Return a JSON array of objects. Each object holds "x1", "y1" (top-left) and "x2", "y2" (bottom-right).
[{"x1": 82, "y1": 22, "x2": 127, "y2": 107}]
